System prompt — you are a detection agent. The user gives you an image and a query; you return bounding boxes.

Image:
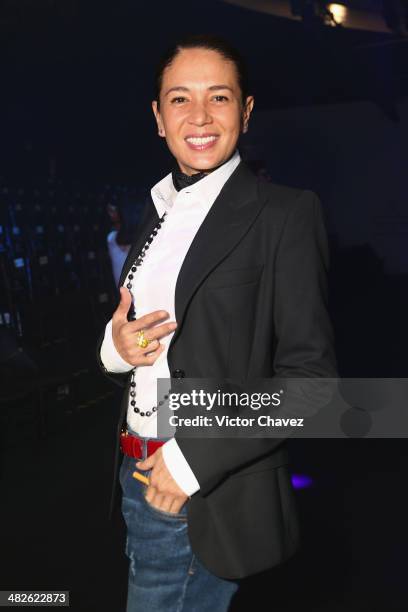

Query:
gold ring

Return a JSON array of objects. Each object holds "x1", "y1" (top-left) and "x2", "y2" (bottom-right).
[{"x1": 136, "y1": 330, "x2": 150, "y2": 349}]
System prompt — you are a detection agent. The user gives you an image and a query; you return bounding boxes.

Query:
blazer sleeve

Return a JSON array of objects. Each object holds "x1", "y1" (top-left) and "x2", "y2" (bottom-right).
[
  {"x1": 272, "y1": 189, "x2": 337, "y2": 379},
  {"x1": 175, "y1": 189, "x2": 338, "y2": 496}
]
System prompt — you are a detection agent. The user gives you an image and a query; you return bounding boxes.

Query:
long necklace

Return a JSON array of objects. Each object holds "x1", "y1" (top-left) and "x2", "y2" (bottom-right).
[{"x1": 125, "y1": 210, "x2": 171, "y2": 417}]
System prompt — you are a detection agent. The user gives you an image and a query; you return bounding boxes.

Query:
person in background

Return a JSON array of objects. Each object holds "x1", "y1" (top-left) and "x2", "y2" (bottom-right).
[{"x1": 106, "y1": 191, "x2": 144, "y2": 287}]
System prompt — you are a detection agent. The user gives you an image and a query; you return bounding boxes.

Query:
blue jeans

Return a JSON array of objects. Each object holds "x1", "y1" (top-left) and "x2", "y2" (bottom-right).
[{"x1": 119, "y1": 430, "x2": 239, "y2": 612}]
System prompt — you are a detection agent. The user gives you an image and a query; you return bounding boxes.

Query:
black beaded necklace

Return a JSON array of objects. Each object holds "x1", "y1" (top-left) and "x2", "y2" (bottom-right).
[
  {"x1": 125, "y1": 211, "x2": 169, "y2": 416},
  {"x1": 126, "y1": 167, "x2": 207, "y2": 417}
]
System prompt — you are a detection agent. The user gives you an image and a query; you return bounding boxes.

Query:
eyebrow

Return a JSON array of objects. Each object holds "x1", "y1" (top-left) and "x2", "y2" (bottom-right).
[{"x1": 164, "y1": 84, "x2": 234, "y2": 97}]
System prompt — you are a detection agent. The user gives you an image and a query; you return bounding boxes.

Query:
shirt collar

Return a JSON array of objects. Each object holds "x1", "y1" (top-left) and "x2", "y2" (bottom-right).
[{"x1": 151, "y1": 149, "x2": 241, "y2": 218}]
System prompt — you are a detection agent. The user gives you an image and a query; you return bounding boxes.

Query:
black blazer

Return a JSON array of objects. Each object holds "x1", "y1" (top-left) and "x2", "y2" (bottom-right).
[{"x1": 96, "y1": 160, "x2": 337, "y2": 579}]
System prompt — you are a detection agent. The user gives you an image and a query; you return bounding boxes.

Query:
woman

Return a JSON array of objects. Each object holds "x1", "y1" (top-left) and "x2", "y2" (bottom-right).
[
  {"x1": 106, "y1": 190, "x2": 144, "y2": 287},
  {"x1": 97, "y1": 33, "x2": 336, "y2": 612}
]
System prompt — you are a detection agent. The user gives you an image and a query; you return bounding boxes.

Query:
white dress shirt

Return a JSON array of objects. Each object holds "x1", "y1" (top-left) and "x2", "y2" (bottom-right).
[{"x1": 100, "y1": 149, "x2": 241, "y2": 496}]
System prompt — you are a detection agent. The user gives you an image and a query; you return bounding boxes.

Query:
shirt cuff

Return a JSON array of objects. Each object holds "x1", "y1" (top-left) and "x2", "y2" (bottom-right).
[
  {"x1": 99, "y1": 319, "x2": 134, "y2": 373},
  {"x1": 162, "y1": 438, "x2": 200, "y2": 497}
]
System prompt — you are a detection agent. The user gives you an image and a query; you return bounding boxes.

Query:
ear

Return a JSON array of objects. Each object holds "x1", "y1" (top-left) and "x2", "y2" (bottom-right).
[
  {"x1": 152, "y1": 100, "x2": 165, "y2": 137},
  {"x1": 241, "y1": 95, "x2": 255, "y2": 134}
]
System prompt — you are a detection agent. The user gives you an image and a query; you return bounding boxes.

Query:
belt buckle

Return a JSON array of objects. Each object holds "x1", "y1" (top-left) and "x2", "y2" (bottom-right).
[{"x1": 120, "y1": 429, "x2": 129, "y2": 456}]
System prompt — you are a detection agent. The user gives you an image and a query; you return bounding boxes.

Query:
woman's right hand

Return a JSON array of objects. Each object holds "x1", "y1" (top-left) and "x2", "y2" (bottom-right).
[{"x1": 112, "y1": 287, "x2": 177, "y2": 367}]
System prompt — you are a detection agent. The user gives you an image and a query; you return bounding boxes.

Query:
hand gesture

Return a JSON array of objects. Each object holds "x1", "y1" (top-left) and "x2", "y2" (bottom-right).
[{"x1": 112, "y1": 287, "x2": 177, "y2": 366}]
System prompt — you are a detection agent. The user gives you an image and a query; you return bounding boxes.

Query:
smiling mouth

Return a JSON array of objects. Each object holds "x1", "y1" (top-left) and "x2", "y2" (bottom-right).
[{"x1": 185, "y1": 135, "x2": 219, "y2": 150}]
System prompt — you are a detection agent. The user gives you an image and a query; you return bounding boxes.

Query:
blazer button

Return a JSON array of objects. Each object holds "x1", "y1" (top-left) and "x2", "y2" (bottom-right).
[{"x1": 172, "y1": 369, "x2": 185, "y2": 378}]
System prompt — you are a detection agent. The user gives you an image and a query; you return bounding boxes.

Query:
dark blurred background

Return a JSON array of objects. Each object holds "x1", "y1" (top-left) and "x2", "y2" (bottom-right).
[{"x1": 0, "y1": 1, "x2": 407, "y2": 610}]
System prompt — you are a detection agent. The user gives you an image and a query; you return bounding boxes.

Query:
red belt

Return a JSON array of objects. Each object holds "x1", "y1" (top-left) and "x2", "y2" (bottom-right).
[{"x1": 120, "y1": 431, "x2": 165, "y2": 459}]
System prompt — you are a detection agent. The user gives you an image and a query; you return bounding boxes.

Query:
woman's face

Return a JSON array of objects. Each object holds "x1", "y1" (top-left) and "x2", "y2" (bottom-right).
[{"x1": 152, "y1": 47, "x2": 254, "y2": 176}]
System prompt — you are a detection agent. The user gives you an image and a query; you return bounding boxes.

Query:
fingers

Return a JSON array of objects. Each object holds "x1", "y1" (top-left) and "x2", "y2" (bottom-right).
[
  {"x1": 141, "y1": 321, "x2": 178, "y2": 343},
  {"x1": 158, "y1": 495, "x2": 183, "y2": 513},
  {"x1": 137, "y1": 342, "x2": 166, "y2": 366},
  {"x1": 144, "y1": 487, "x2": 186, "y2": 514},
  {"x1": 119, "y1": 307, "x2": 177, "y2": 344},
  {"x1": 119, "y1": 315, "x2": 177, "y2": 365},
  {"x1": 111, "y1": 296, "x2": 177, "y2": 367},
  {"x1": 144, "y1": 486, "x2": 158, "y2": 505},
  {"x1": 169, "y1": 497, "x2": 186, "y2": 514},
  {"x1": 128, "y1": 310, "x2": 176, "y2": 335},
  {"x1": 123, "y1": 342, "x2": 164, "y2": 367}
]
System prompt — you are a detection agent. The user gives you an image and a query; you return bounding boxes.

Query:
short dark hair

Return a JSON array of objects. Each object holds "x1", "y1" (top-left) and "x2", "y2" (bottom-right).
[{"x1": 154, "y1": 33, "x2": 251, "y2": 111}]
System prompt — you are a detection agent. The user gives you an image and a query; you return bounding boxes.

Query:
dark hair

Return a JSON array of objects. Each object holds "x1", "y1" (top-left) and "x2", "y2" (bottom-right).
[{"x1": 154, "y1": 33, "x2": 251, "y2": 111}]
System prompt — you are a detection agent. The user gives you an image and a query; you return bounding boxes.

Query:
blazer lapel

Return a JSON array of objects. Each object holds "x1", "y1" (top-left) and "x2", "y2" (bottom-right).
[{"x1": 169, "y1": 161, "x2": 266, "y2": 352}]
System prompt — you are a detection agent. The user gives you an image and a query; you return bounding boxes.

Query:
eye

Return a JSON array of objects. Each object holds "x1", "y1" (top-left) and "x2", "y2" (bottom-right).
[
  {"x1": 170, "y1": 97, "x2": 188, "y2": 104},
  {"x1": 212, "y1": 95, "x2": 228, "y2": 102}
]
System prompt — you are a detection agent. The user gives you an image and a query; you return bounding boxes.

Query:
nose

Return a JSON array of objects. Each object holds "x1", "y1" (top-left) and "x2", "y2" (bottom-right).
[{"x1": 187, "y1": 100, "x2": 212, "y2": 126}]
